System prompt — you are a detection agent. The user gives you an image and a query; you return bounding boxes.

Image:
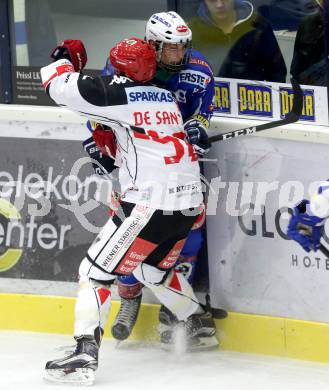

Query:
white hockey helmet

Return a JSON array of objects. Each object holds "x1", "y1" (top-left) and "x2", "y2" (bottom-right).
[{"x1": 145, "y1": 11, "x2": 192, "y2": 71}]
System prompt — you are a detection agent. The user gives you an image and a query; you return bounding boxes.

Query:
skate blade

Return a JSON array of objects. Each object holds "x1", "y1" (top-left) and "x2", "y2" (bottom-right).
[
  {"x1": 44, "y1": 368, "x2": 95, "y2": 386},
  {"x1": 160, "y1": 335, "x2": 219, "y2": 352},
  {"x1": 188, "y1": 335, "x2": 219, "y2": 351}
]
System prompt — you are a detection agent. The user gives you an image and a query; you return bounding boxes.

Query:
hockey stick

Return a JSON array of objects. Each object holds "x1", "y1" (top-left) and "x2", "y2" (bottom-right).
[
  {"x1": 208, "y1": 78, "x2": 303, "y2": 144},
  {"x1": 320, "y1": 243, "x2": 329, "y2": 257}
]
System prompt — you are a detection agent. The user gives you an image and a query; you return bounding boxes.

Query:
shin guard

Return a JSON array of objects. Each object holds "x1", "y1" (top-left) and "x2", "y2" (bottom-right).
[
  {"x1": 74, "y1": 277, "x2": 112, "y2": 343},
  {"x1": 133, "y1": 264, "x2": 200, "y2": 321}
]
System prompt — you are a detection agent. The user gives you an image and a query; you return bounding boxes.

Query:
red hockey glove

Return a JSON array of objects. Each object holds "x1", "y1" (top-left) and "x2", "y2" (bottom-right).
[
  {"x1": 50, "y1": 40, "x2": 87, "y2": 72},
  {"x1": 93, "y1": 126, "x2": 117, "y2": 159}
]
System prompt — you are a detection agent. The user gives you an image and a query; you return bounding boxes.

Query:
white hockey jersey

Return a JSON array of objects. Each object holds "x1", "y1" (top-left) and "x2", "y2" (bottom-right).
[{"x1": 41, "y1": 59, "x2": 203, "y2": 211}]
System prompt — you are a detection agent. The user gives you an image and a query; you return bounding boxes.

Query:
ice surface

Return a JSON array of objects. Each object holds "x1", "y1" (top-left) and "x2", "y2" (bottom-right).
[{"x1": 1, "y1": 331, "x2": 329, "y2": 390}]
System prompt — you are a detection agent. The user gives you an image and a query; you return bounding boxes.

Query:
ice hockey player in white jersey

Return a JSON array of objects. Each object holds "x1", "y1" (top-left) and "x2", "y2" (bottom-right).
[
  {"x1": 41, "y1": 38, "x2": 216, "y2": 385},
  {"x1": 287, "y1": 181, "x2": 329, "y2": 252},
  {"x1": 90, "y1": 11, "x2": 217, "y2": 350}
]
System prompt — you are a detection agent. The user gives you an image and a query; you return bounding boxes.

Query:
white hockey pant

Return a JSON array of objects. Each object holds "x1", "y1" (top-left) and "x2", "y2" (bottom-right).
[
  {"x1": 74, "y1": 204, "x2": 200, "y2": 337},
  {"x1": 74, "y1": 207, "x2": 154, "y2": 339},
  {"x1": 133, "y1": 263, "x2": 200, "y2": 321}
]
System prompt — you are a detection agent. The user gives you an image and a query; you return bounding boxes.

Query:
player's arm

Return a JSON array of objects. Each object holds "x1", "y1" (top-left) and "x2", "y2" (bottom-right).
[
  {"x1": 41, "y1": 58, "x2": 110, "y2": 112},
  {"x1": 84, "y1": 56, "x2": 116, "y2": 141},
  {"x1": 85, "y1": 55, "x2": 116, "y2": 155},
  {"x1": 41, "y1": 40, "x2": 123, "y2": 117},
  {"x1": 184, "y1": 66, "x2": 215, "y2": 155},
  {"x1": 287, "y1": 181, "x2": 329, "y2": 252}
]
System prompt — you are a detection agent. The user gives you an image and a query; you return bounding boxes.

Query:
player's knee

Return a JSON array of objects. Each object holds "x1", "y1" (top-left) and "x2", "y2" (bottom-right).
[
  {"x1": 79, "y1": 257, "x2": 116, "y2": 287},
  {"x1": 162, "y1": 268, "x2": 186, "y2": 289},
  {"x1": 133, "y1": 263, "x2": 168, "y2": 288}
]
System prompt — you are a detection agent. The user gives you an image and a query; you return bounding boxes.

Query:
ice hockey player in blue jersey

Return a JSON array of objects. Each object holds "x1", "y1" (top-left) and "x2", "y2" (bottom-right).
[{"x1": 84, "y1": 11, "x2": 217, "y2": 350}]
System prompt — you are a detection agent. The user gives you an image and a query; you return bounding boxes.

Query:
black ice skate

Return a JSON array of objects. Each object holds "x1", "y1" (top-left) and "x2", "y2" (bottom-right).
[
  {"x1": 44, "y1": 336, "x2": 99, "y2": 385},
  {"x1": 159, "y1": 306, "x2": 219, "y2": 351},
  {"x1": 111, "y1": 294, "x2": 142, "y2": 341},
  {"x1": 158, "y1": 304, "x2": 178, "y2": 344},
  {"x1": 185, "y1": 310, "x2": 219, "y2": 350}
]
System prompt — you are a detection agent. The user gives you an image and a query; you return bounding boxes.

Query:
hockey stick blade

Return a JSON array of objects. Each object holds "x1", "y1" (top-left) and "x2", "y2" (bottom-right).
[{"x1": 208, "y1": 78, "x2": 303, "y2": 143}]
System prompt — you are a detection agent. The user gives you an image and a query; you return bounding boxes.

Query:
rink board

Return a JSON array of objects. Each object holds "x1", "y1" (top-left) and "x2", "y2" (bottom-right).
[
  {"x1": 2, "y1": 292, "x2": 329, "y2": 364},
  {"x1": 205, "y1": 136, "x2": 329, "y2": 324},
  {"x1": 1, "y1": 98, "x2": 329, "y2": 365}
]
